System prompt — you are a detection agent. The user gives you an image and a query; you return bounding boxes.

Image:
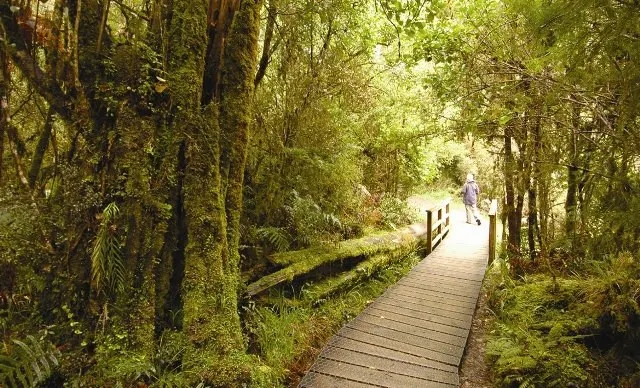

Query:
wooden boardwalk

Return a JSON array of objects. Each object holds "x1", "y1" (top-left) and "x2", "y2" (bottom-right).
[{"x1": 299, "y1": 217, "x2": 488, "y2": 388}]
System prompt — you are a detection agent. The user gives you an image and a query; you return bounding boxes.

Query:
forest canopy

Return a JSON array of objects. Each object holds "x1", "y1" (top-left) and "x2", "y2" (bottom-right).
[{"x1": 0, "y1": 0, "x2": 639, "y2": 386}]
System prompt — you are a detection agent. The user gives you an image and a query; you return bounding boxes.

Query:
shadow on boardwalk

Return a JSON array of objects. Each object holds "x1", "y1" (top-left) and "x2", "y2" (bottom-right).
[{"x1": 299, "y1": 216, "x2": 488, "y2": 387}]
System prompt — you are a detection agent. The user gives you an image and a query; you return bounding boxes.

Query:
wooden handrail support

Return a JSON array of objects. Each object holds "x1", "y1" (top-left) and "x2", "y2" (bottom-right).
[
  {"x1": 425, "y1": 198, "x2": 451, "y2": 254},
  {"x1": 488, "y1": 199, "x2": 498, "y2": 265}
]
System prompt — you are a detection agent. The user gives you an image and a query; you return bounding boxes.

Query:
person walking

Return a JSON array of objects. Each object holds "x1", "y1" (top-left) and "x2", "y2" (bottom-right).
[{"x1": 461, "y1": 173, "x2": 481, "y2": 225}]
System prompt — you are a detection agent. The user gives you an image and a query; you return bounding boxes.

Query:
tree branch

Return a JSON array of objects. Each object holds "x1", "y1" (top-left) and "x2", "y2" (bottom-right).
[{"x1": 0, "y1": 4, "x2": 73, "y2": 122}]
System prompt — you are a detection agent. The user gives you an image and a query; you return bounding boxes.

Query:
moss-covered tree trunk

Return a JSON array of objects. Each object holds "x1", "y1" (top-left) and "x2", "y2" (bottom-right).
[
  {"x1": 220, "y1": 0, "x2": 263, "y2": 277},
  {"x1": 1, "y1": 0, "x2": 264, "y2": 382},
  {"x1": 0, "y1": 37, "x2": 9, "y2": 185},
  {"x1": 166, "y1": 0, "x2": 262, "y2": 382}
]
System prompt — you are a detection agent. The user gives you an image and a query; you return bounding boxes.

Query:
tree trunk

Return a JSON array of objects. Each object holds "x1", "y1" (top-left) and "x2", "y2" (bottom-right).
[
  {"x1": 504, "y1": 123, "x2": 520, "y2": 257},
  {"x1": 0, "y1": 37, "x2": 9, "y2": 185},
  {"x1": 166, "y1": 0, "x2": 251, "y2": 383},
  {"x1": 254, "y1": 0, "x2": 276, "y2": 87},
  {"x1": 201, "y1": 0, "x2": 240, "y2": 104},
  {"x1": 219, "y1": 0, "x2": 263, "y2": 275},
  {"x1": 527, "y1": 110, "x2": 542, "y2": 261},
  {"x1": 565, "y1": 142, "x2": 578, "y2": 240},
  {"x1": 28, "y1": 108, "x2": 55, "y2": 189},
  {"x1": 565, "y1": 100, "x2": 581, "y2": 242}
]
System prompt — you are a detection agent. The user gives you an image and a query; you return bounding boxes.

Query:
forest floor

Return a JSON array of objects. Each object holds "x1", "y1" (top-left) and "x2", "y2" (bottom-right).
[{"x1": 459, "y1": 284, "x2": 493, "y2": 387}]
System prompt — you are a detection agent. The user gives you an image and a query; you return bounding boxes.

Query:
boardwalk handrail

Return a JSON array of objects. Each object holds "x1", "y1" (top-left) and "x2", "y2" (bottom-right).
[
  {"x1": 488, "y1": 199, "x2": 498, "y2": 265},
  {"x1": 425, "y1": 198, "x2": 451, "y2": 254}
]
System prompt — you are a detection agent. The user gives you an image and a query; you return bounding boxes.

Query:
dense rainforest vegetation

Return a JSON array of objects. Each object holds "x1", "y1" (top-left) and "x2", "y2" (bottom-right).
[{"x1": 0, "y1": 0, "x2": 639, "y2": 386}]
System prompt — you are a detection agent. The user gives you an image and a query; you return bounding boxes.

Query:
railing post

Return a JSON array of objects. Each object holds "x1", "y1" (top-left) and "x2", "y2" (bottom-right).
[
  {"x1": 488, "y1": 199, "x2": 498, "y2": 265},
  {"x1": 426, "y1": 209, "x2": 433, "y2": 254},
  {"x1": 445, "y1": 201, "x2": 450, "y2": 229}
]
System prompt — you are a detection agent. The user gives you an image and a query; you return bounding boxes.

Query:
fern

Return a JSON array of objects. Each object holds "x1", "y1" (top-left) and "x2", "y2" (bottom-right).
[
  {"x1": 256, "y1": 227, "x2": 291, "y2": 252},
  {"x1": 0, "y1": 335, "x2": 60, "y2": 387},
  {"x1": 323, "y1": 213, "x2": 342, "y2": 230},
  {"x1": 91, "y1": 202, "x2": 125, "y2": 296}
]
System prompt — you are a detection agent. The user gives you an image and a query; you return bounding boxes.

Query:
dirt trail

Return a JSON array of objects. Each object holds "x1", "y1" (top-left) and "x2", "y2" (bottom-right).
[{"x1": 459, "y1": 281, "x2": 492, "y2": 387}]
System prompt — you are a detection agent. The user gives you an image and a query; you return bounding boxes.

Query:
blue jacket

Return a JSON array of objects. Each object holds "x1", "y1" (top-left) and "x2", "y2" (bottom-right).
[{"x1": 462, "y1": 180, "x2": 479, "y2": 205}]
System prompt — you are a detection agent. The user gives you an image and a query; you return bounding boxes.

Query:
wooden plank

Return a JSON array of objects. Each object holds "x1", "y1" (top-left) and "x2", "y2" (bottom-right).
[
  {"x1": 431, "y1": 232, "x2": 443, "y2": 250},
  {"x1": 311, "y1": 358, "x2": 456, "y2": 388},
  {"x1": 385, "y1": 288, "x2": 477, "y2": 313},
  {"x1": 327, "y1": 335, "x2": 458, "y2": 373},
  {"x1": 298, "y1": 210, "x2": 491, "y2": 388},
  {"x1": 362, "y1": 307, "x2": 468, "y2": 338},
  {"x1": 320, "y1": 346, "x2": 459, "y2": 385},
  {"x1": 423, "y1": 254, "x2": 488, "y2": 263},
  {"x1": 371, "y1": 300, "x2": 471, "y2": 329},
  {"x1": 418, "y1": 261, "x2": 486, "y2": 273},
  {"x1": 380, "y1": 291, "x2": 474, "y2": 320},
  {"x1": 393, "y1": 279, "x2": 480, "y2": 300},
  {"x1": 336, "y1": 327, "x2": 460, "y2": 366},
  {"x1": 410, "y1": 268, "x2": 485, "y2": 282},
  {"x1": 427, "y1": 254, "x2": 487, "y2": 262},
  {"x1": 389, "y1": 286, "x2": 479, "y2": 311},
  {"x1": 405, "y1": 271, "x2": 483, "y2": 285},
  {"x1": 360, "y1": 309, "x2": 467, "y2": 338},
  {"x1": 426, "y1": 210, "x2": 433, "y2": 254},
  {"x1": 415, "y1": 260, "x2": 485, "y2": 273},
  {"x1": 352, "y1": 314, "x2": 468, "y2": 349},
  {"x1": 345, "y1": 319, "x2": 463, "y2": 359},
  {"x1": 382, "y1": 285, "x2": 476, "y2": 308},
  {"x1": 398, "y1": 279, "x2": 482, "y2": 297},
  {"x1": 416, "y1": 262, "x2": 487, "y2": 277},
  {"x1": 405, "y1": 267, "x2": 485, "y2": 282},
  {"x1": 299, "y1": 371, "x2": 372, "y2": 388}
]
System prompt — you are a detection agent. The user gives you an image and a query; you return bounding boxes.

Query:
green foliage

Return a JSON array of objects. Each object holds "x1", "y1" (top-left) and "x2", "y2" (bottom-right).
[
  {"x1": 486, "y1": 254, "x2": 640, "y2": 387},
  {"x1": 247, "y1": 306, "x2": 300, "y2": 385},
  {"x1": 0, "y1": 335, "x2": 60, "y2": 387},
  {"x1": 246, "y1": 191, "x2": 348, "y2": 253},
  {"x1": 486, "y1": 270, "x2": 595, "y2": 386},
  {"x1": 585, "y1": 254, "x2": 640, "y2": 349},
  {"x1": 92, "y1": 330, "x2": 211, "y2": 387},
  {"x1": 256, "y1": 227, "x2": 292, "y2": 253},
  {"x1": 378, "y1": 195, "x2": 419, "y2": 229},
  {"x1": 91, "y1": 202, "x2": 125, "y2": 296}
]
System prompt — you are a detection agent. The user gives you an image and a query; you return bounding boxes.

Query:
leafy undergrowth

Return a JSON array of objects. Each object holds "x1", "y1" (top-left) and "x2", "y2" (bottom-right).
[
  {"x1": 485, "y1": 253, "x2": 640, "y2": 387},
  {"x1": 243, "y1": 252, "x2": 422, "y2": 387}
]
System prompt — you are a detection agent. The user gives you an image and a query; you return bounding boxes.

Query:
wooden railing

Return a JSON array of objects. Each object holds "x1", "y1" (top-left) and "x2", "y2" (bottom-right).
[
  {"x1": 488, "y1": 199, "x2": 498, "y2": 265},
  {"x1": 425, "y1": 199, "x2": 451, "y2": 254}
]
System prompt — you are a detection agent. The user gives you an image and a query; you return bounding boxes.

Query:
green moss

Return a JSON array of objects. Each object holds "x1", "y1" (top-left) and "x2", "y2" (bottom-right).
[
  {"x1": 269, "y1": 229, "x2": 418, "y2": 267},
  {"x1": 246, "y1": 227, "x2": 424, "y2": 296},
  {"x1": 300, "y1": 248, "x2": 418, "y2": 305},
  {"x1": 166, "y1": 0, "x2": 246, "y2": 376},
  {"x1": 219, "y1": 0, "x2": 264, "y2": 274}
]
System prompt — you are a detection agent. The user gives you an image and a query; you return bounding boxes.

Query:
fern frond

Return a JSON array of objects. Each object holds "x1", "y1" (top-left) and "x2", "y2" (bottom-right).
[
  {"x1": 91, "y1": 202, "x2": 125, "y2": 296},
  {"x1": 256, "y1": 227, "x2": 291, "y2": 252},
  {"x1": 0, "y1": 336, "x2": 60, "y2": 387},
  {"x1": 323, "y1": 213, "x2": 342, "y2": 230}
]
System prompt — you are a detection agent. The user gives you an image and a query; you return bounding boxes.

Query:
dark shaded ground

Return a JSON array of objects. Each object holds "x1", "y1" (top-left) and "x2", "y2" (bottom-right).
[{"x1": 459, "y1": 286, "x2": 493, "y2": 387}]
